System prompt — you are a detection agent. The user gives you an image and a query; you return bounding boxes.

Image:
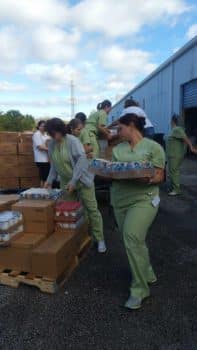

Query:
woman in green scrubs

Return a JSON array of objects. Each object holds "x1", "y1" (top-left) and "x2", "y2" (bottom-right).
[
  {"x1": 110, "y1": 113, "x2": 165, "y2": 310},
  {"x1": 67, "y1": 117, "x2": 94, "y2": 158},
  {"x1": 85, "y1": 100, "x2": 112, "y2": 157},
  {"x1": 166, "y1": 115, "x2": 197, "y2": 196},
  {"x1": 45, "y1": 118, "x2": 106, "y2": 253}
]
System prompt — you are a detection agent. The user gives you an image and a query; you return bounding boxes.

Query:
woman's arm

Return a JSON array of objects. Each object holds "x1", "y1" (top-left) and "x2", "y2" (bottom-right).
[
  {"x1": 68, "y1": 136, "x2": 90, "y2": 189},
  {"x1": 183, "y1": 136, "x2": 197, "y2": 154}
]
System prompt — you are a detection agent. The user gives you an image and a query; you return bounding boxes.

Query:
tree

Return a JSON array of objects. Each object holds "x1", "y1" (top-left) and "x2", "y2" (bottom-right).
[{"x1": 0, "y1": 110, "x2": 36, "y2": 131}]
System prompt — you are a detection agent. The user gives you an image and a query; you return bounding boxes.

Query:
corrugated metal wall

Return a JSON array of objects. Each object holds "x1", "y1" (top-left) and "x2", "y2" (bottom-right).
[{"x1": 109, "y1": 39, "x2": 197, "y2": 134}]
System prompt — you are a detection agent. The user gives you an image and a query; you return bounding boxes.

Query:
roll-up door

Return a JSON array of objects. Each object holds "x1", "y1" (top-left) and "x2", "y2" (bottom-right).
[{"x1": 183, "y1": 79, "x2": 197, "y2": 109}]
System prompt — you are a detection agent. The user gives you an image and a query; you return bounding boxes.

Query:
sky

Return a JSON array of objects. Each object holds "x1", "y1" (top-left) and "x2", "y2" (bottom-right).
[{"x1": 0, "y1": 0, "x2": 197, "y2": 121}]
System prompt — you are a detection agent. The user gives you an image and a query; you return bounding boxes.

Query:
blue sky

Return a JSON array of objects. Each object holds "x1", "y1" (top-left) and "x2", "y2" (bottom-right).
[{"x1": 0, "y1": 0, "x2": 196, "y2": 120}]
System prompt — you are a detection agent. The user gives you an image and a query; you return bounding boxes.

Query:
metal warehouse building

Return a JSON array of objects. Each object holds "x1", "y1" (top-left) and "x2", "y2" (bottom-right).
[{"x1": 109, "y1": 36, "x2": 197, "y2": 136}]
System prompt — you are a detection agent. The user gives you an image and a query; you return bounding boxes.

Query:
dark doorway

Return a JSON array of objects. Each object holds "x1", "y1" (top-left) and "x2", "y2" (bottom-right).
[{"x1": 184, "y1": 107, "x2": 197, "y2": 143}]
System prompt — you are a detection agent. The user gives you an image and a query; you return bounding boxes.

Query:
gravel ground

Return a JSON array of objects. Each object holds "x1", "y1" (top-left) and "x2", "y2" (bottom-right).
[{"x1": 0, "y1": 192, "x2": 197, "y2": 350}]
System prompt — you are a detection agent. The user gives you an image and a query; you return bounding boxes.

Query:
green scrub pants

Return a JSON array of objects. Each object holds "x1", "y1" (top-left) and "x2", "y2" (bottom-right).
[
  {"x1": 62, "y1": 183, "x2": 104, "y2": 242},
  {"x1": 113, "y1": 201, "x2": 158, "y2": 299},
  {"x1": 89, "y1": 132, "x2": 100, "y2": 158},
  {"x1": 168, "y1": 156, "x2": 183, "y2": 193}
]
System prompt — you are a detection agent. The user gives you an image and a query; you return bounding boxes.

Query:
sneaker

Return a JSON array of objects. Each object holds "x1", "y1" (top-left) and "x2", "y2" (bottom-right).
[
  {"x1": 98, "y1": 240, "x2": 107, "y2": 253},
  {"x1": 168, "y1": 191, "x2": 179, "y2": 196},
  {"x1": 124, "y1": 295, "x2": 142, "y2": 310}
]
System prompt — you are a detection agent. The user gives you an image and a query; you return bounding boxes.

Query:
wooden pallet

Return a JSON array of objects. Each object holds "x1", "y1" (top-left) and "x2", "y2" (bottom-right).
[{"x1": 0, "y1": 236, "x2": 92, "y2": 294}]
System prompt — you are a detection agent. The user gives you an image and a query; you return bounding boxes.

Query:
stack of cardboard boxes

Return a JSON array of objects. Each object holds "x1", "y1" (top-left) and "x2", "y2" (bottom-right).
[
  {"x1": 18, "y1": 133, "x2": 40, "y2": 188},
  {"x1": 0, "y1": 132, "x2": 40, "y2": 190},
  {"x1": 0, "y1": 196, "x2": 90, "y2": 287},
  {"x1": 0, "y1": 132, "x2": 19, "y2": 189}
]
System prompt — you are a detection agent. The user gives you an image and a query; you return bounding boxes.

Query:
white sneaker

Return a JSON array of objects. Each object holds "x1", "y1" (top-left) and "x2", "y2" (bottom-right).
[
  {"x1": 168, "y1": 191, "x2": 179, "y2": 196},
  {"x1": 98, "y1": 240, "x2": 107, "y2": 253}
]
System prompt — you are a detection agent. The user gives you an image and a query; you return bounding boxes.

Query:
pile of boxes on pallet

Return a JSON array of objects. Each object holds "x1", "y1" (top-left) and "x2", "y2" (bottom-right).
[
  {"x1": 0, "y1": 132, "x2": 40, "y2": 190},
  {"x1": 0, "y1": 191, "x2": 90, "y2": 285}
]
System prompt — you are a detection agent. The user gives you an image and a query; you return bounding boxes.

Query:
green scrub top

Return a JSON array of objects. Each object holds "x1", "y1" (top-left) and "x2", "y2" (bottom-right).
[
  {"x1": 51, "y1": 138, "x2": 73, "y2": 188},
  {"x1": 166, "y1": 126, "x2": 187, "y2": 159},
  {"x1": 79, "y1": 127, "x2": 91, "y2": 145},
  {"x1": 111, "y1": 138, "x2": 165, "y2": 208},
  {"x1": 85, "y1": 110, "x2": 107, "y2": 136}
]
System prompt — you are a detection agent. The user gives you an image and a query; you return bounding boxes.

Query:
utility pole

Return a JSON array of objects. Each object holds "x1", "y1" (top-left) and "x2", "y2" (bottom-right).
[{"x1": 70, "y1": 79, "x2": 75, "y2": 119}]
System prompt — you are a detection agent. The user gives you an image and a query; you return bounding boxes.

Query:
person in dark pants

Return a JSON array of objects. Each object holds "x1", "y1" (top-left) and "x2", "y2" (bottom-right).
[{"x1": 32, "y1": 120, "x2": 50, "y2": 187}]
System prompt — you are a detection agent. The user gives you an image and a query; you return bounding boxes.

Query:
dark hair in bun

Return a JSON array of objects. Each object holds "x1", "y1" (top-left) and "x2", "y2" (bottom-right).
[
  {"x1": 119, "y1": 113, "x2": 145, "y2": 134},
  {"x1": 66, "y1": 118, "x2": 82, "y2": 134}
]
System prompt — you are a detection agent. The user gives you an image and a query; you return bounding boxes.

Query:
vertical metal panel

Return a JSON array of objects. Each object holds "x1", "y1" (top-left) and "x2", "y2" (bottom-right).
[{"x1": 109, "y1": 40, "x2": 197, "y2": 134}]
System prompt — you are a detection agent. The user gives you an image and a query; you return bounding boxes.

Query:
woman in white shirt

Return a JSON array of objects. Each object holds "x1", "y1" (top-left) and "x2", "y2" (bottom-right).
[
  {"x1": 122, "y1": 98, "x2": 155, "y2": 138},
  {"x1": 32, "y1": 120, "x2": 50, "y2": 187}
]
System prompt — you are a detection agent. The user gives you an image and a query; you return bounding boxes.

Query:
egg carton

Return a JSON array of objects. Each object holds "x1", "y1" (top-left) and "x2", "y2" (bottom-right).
[{"x1": 20, "y1": 188, "x2": 63, "y2": 200}]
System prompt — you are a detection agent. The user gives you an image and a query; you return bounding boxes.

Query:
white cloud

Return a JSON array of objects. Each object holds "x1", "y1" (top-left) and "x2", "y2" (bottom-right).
[
  {"x1": 71, "y1": 0, "x2": 189, "y2": 38},
  {"x1": 24, "y1": 63, "x2": 81, "y2": 90},
  {"x1": 31, "y1": 26, "x2": 80, "y2": 62},
  {"x1": 0, "y1": 81, "x2": 26, "y2": 92},
  {"x1": 0, "y1": 0, "x2": 68, "y2": 26},
  {"x1": 0, "y1": 26, "x2": 26, "y2": 73},
  {"x1": 100, "y1": 46, "x2": 156, "y2": 81},
  {"x1": 186, "y1": 24, "x2": 197, "y2": 40}
]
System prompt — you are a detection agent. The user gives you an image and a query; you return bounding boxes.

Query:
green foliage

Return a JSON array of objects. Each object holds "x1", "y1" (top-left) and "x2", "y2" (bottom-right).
[{"x1": 0, "y1": 110, "x2": 35, "y2": 131}]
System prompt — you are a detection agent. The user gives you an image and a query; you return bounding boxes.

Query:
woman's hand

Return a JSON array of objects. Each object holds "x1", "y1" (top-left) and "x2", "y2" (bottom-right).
[
  {"x1": 67, "y1": 183, "x2": 75, "y2": 193},
  {"x1": 44, "y1": 182, "x2": 52, "y2": 189},
  {"x1": 191, "y1": 146, "x2": 197, "y2": 154}
]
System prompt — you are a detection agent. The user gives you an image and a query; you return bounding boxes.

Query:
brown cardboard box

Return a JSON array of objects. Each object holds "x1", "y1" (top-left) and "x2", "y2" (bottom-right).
[
  {"x1": 0, "y1": 143, "x2": 18, "y2": 155},
  {"x1": 18, "y1": 142, "x2": 34, "y2": 155},
  {"x1": 0, "y1": 132, "x2": 19, "y2": 143},
  {"x1": 0, "y1": 233, "x2": 45, "y2": 271},
  {"x1": 0, "y1": 195, "x2": 20, "y2": 210},
  {"x1": 0, "y1": 156, "x2": 19, "y2": 178},
  {"x1": 20, "y1": 177, "x2": 40, "y2": 189},
  {"x1": 13, "y1": 200, "x2": 55, "y2": 220},
  {"x1": 0, "y1": 178, "x2": 20, "y2": 189},
  {"x1": 23, "y1": 220, "x2": 54, "y2": 236},
  {"x1": 18, "y1": 155, "x2": 35, "y2": 165},
  {"x1": 32, "y1": 231, "x2": 80, "y2": 278},
  {"x1": 19, "y1": 133, "x2": 33, "y2": 143},
  {"x1": 18, "y1": 164, "x2": 39, "y2": 178},
  {"x1": 12, "y1": 200, "x2": 55, "y2": 235}
]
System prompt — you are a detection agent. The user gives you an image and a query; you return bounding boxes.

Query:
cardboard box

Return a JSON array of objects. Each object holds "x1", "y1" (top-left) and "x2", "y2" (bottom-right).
[
  {"x1": 0, "y1": 143, "x2": 18, "y2": 155},
  {"x1": 18, "y1": 164, "x2": 39, "y2": 178},
  {"x1": 55, "y1": 221, "x2": 88, "y2": 236},
  {"x1": 18, "y1": 155, "x2": 35, "y2": 165},
  {"x1": 0, "y1": 156, "x2": 19, "y2": 178},
  {"x1": 23, "y1": 220, "x2": 54, "y2": 236},
  {"x1": 19, "y1": 133, "x2": 33, "y2": 143},
  {"x1": 13, "y1": 200, "x2": 55, "y2": 220},
  {"x1": 32, "y1": 231, "x2": 80, "y2": 278},
  {"x1": 0, "y1": 233, "x2": 45, "y2": 271},
  {"x1": 0, "y1": 132, "x2": 19, "y2": 143},
  {"x1": 0, "y1": 195, "x2": 20, "y2": 210},
  {"x1": 0, "y1": 178, "x2": 20, "y2": 189},
  {"x1": 12, "y1": 200, "x2": 55, "y2": 235},
  {"x1": 20, "y1": 177, "x2": 40, "y2": 189},
  {"x1": 18, "y1": 142, "x2": 34, "y2": 155}
]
